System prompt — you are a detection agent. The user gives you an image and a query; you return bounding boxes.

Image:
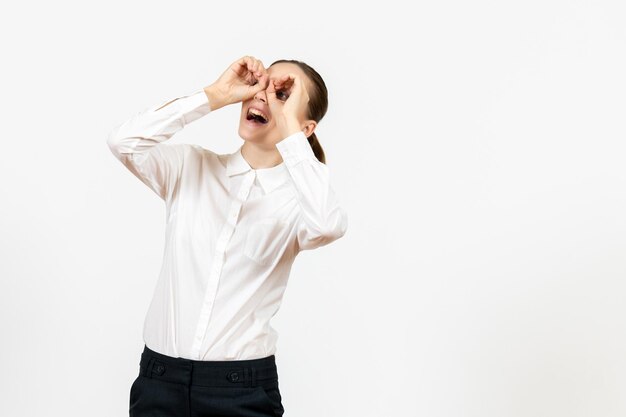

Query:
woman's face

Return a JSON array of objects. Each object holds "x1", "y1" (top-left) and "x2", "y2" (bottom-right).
[{"x1": 238, "y1": 62, "x2": 311, "y2": 147}]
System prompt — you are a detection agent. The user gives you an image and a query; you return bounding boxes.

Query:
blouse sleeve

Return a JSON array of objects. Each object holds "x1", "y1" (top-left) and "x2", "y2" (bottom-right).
[
  {"x1": 106, "y1": 88, "x2": 212, "y2": 201},
  {"x1": 275, "y1": 131, "x2": 349, "y2": 251}
]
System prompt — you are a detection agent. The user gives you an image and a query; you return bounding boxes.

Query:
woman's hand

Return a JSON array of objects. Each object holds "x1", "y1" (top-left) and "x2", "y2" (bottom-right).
[
  {"x1": 205, "y1": 56, "x2": 269, "y2": 110},
  {"x1": 267, "y1": 73, "x2": 310, "y2": 137}
]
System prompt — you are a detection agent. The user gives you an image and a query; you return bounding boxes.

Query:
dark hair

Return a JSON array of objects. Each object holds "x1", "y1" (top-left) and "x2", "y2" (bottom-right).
[{"x1": 270, "y1": 59, "x2": 328, "y2": 164}]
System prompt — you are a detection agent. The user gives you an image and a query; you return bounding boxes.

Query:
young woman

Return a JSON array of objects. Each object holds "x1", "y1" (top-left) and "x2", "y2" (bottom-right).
[{"x1": 107, "y1": 55, "x2": 348, "y2": 417}]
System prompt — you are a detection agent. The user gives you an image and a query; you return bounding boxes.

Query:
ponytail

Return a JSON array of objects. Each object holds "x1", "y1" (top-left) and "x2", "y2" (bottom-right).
[{"x1": 307, "y1": 132, "x2": 326, "y2": 164}]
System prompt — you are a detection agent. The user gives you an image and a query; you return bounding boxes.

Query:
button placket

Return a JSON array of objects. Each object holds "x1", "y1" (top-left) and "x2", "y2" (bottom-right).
[{"x1": 190, "y1": 170, "x2": 256, "y2": 359}]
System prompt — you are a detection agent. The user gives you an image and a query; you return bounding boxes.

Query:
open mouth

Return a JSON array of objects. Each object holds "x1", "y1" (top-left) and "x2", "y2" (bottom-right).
[{"x1": 246, "y1": 107, "x2": 269, "y2": 124}]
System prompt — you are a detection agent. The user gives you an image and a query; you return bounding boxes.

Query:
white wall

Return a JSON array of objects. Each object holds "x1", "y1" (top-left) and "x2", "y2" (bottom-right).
[{"x1": 0, "y1": 0, "x2": 624, "y2": 416}]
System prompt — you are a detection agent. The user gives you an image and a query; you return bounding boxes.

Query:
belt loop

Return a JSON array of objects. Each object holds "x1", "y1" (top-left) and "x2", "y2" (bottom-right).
[
  {"x1": 251, "y1": 367, "x2": 257, "y2": 388},
  {"x1": 144, "y1": 357, "x2": 155, "y2": 378},
  {"x1": 243, "y1": 367, "x2": 249, "y2": 388}
]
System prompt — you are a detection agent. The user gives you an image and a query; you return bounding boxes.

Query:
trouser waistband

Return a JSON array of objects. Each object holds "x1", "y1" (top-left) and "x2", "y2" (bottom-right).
[{"x1": 138, "y1": 344, "x2": 278, "y2": 388}]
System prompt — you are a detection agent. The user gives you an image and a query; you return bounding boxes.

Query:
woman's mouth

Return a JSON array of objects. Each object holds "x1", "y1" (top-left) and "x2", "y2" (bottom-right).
[{"x1": 246, "y1": 107, "x2": 269, "y2": 125}]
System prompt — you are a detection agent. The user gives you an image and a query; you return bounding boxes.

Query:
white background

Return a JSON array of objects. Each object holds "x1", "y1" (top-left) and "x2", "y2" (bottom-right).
[{"x1": 1, "y1": 0, "x2": 625, "y2": 416}]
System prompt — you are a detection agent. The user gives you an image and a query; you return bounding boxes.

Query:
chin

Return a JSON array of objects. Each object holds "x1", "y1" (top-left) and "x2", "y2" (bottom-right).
[
  {"x1": 238, "y1": 125, "x2": 261, "y2": 142},
  {"x1": 238, "y1": 120, "x2": 277, "y2": 143}
]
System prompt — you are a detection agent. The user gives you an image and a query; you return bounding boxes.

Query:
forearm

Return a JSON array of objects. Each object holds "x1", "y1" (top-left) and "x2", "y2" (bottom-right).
[
  {"x1": 275, "y1": 131, "x2": 348, "y2": 250},
  {"x1": 108, "y1": 89, "x2": 211, "y2": 155},
  {"x1": 106, "y1": 88, "x2": 212, "y2": 200}
]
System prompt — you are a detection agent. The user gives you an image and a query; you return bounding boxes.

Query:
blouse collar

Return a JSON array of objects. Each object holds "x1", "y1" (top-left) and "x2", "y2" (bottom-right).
[{"x1": 226, "y1": 147, "x2": 288, "y2": 194}]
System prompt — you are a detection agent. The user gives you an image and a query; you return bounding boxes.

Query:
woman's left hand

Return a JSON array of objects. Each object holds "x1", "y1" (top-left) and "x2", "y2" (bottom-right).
[{"x1": 267, "y1": 73, "x2": 310, "y2": 137}]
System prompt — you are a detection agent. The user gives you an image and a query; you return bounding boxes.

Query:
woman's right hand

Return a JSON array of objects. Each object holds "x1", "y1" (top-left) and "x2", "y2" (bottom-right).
[{"x1": 205, "y1": 56, "x2": 269, "y2": 110}]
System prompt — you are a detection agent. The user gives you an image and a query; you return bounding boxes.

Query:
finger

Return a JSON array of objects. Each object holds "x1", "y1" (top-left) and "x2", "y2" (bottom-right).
[
  {"x1": 273, "y1": 77, "x2": 286, "y2": 93},
  {"x1": 294, "y1": 74, "x2": 306, "y2": 92},
  {"x1": 275, "y1": 74, "x2": 296, "y2": 94},
  {"x1": 266, "y1": 79, "x2": 276, "y2": 93},
  {"x1": 253, "y1": 73, "x2": 269, "y2": 91},
  {"x1": 249, "y1": 57, "x2": 263, "y2": 76},
  {"x1": 232, "y1": 56, "x2": 249, "y2": 75},
  {"x1": 242, "y1": 56, "x2": 254, "y2": 74},
  {"x1": 249, "y1": 58, "x2": 269, "y2": 83},
  {"x1": 246, "y1": 57, "x2": 261, "y2": 84},
  {"x1": 294, "y1": 75, "x2": 304, "y2": 92},
  {"x1": 279, "y1": 73, "x2": 295, "y2": 86},
  {"x1": 266, "y1": 80, "x2": 279, "y2": 99},
  {"x1": 256, "y1": 60, "x2": 267, "y2": 75},
  {"x1": 255, "y1": 63, "x2": 267, "y2": 79},
  {"x1": 235, "y1": 56, "x2": 253, "y2": 78},
  {"x1": 292, "y1": 77, "x2": 309, "y2": 102},
  {"x1": 253, "y1": 58, "x2": 265, "y2": 74},
  {"x1": 251, "y1": 59, "x2": 260, "y2": 75},
  {"x1": 275, "y1": 73, "x2": 292, "y2": 83}
]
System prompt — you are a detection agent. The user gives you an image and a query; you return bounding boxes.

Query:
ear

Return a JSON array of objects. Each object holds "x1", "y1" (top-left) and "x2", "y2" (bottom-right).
[{"x1": 302, "y1": 120, "x2": 317, "y2": 138}]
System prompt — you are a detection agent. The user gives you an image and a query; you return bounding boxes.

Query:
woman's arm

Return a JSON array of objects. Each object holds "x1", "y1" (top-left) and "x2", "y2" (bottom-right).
[
  {"x1": 276, "y1": 131, "x2": 349, "y2": 251},
  {"x1": 106, "y1": 55, "x2": 268, "y2": 202},
  {"x1": 106, "y1": 88, "x2": 213, "y2": 201}
]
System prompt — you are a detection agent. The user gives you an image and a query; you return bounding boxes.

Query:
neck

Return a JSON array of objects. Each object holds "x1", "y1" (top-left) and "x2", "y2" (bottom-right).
[{"x1": 240, "y1": 142, "x2": 283, "y2": 169}]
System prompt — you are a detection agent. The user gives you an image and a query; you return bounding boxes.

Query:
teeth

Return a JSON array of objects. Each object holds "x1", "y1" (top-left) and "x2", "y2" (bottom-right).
[{"x1": 249, "y1": 108, "x2": 268, "y2": 121}]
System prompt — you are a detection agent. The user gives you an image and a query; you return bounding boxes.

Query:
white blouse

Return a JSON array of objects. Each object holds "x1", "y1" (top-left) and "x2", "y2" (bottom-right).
[{"x1": 107, "y1": 88, "x2": 348, "y2": 360}]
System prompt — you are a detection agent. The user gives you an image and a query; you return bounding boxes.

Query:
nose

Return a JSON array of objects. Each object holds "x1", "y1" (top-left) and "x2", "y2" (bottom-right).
[{"x1": 253, "y1": 89, "x2": 267, "y2": 103}]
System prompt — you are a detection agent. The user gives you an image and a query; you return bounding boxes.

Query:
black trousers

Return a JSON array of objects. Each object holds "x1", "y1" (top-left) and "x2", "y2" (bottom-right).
[{"x1": 129, "y1": 344, "x2": 285, "y2": 417}]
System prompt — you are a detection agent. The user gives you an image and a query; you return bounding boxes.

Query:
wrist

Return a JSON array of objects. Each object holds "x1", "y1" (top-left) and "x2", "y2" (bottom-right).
[
  {"x1": 203, "y1": 84, "x2": 229, "y2": 111},
  {"x1": 277, "y1": 116, "x2": 302, "y2": 138}
]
